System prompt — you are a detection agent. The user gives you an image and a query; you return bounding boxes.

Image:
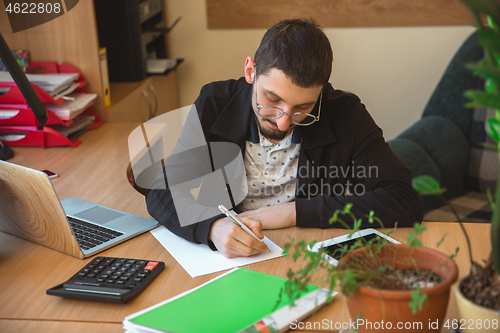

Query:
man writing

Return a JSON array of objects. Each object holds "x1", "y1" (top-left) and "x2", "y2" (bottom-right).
[{"x1": 146, "y1": 19, "x2": 423, "y2": 258}]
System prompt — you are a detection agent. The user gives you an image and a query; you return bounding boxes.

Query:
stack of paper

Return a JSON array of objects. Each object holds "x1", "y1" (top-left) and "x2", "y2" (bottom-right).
[
  {"x1": 44, "y1": 93, "x2": 97, "y2": 121},
  {"x1": 0, "y1": 71, "x2": 79, "y2": 98},
  {"x1": 49, "y1": 115, "x2": 95, "y2": 139}
]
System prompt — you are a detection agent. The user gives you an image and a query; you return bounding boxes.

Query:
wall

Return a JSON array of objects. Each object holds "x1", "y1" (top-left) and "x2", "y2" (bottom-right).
[{"x1": 165, "y1": 0, "x2": 475, "y2": 140}]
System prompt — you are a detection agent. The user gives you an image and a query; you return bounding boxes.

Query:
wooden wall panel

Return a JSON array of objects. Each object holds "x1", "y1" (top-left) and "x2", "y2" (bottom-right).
[
  {"x1": 0, "y1": 0, "x2": 105, "y2": 119},
  {"x1": 207, "y1": 0, "x2": 475, "y2": 29}
]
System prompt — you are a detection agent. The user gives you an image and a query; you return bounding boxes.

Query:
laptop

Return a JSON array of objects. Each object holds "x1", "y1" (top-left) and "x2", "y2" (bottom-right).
[{"x1": 0, "y1": 160, "x2": 159, "y2": 259}]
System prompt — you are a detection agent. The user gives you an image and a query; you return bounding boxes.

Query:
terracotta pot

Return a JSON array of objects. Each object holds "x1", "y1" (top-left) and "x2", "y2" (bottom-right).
[
  {"x1": 454, "y1": 276, "x2": 499, "y2": 333},
  {"x1": 338, "y1": 244, "x2": 458, "y2": 333}
]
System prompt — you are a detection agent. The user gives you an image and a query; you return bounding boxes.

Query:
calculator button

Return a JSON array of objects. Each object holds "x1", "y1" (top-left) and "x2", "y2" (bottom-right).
[
  {"x1": 117, "y1": 280, "x2": 125, "y2": 285},
  {"x1": 137, "y1": 273, "x2": 146, "y2": 278},
  {"x1": 91, "y1": 257, "x2": 103, "y2": 264},
  {"x1": 103, "y1": 259, "x2": 115, "y2": 265},
  {"x1": 106, "y1": 280, "x2": 115, "y2": 284},
  {"x1": 127, "y1": 260, "x2": 136, "y2": 264}
]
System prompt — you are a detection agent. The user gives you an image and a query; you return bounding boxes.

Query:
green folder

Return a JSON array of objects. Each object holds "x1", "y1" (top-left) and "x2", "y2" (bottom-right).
[{"x1": 126, "y1": 268, "x2": 322, "y2": 333}]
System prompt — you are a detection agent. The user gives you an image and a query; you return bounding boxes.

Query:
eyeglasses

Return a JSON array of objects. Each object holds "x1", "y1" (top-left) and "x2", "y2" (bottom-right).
[{"x1": 254, "y1": 74, "x2": 322, "y2": 126}]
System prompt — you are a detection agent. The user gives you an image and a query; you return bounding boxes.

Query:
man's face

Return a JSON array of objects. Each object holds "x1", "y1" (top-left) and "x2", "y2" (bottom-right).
[{"x1": 252, "y1": 69, "x2": 323, "y2": 143}]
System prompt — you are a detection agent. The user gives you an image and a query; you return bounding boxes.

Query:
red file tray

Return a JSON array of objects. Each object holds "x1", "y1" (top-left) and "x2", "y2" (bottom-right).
[
  {"x1": 81, "y1": 108, "x2": 103, "y2": 130},
  {"x1": 30, "y1": 62, "x2": 87, "y2": 88},
  {"x1": 0, "y1": 81, "x2": 63, "y2": 104},
  {"x1": 0, "y1": 126, "x2": 81, "y2": 148},
  {"x1": 0, "y1": 62, "x2": 86, "y2": 105},
  {"x1": 0, "y1": 105, "x2": 73, "y2": 126}
]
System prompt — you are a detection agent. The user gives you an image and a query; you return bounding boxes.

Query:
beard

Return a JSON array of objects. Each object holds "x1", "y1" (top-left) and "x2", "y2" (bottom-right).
[{"x1": 256, "y1": 116, "x2": 292, "y2": 142}]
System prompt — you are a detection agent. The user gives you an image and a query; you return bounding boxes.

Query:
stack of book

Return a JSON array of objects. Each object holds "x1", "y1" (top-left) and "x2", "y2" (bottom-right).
[{"x1": 0, "y1": 62, "x2": 102, "y2": 148}]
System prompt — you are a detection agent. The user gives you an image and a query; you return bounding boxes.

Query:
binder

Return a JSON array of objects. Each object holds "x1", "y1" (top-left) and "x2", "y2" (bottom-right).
[
  {"x1": 99, "y1": 48, "x2": 111, "y2": 107},
  {"x1": 123, "y1": 268, "x2": 335, "y2": 333}
]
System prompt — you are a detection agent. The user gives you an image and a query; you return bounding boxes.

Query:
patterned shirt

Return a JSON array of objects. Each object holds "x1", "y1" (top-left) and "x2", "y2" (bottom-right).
[{"x1": 236, "y1": 122, "x2": 301, "y2": 212}]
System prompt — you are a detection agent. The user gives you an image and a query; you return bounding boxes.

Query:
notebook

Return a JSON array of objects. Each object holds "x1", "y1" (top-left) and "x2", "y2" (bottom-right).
[
  {"x1": 0, "y1": 160, "x2": 159, "y2": 258},
  {"x1": 123, "y1": 268, "x2": 336, "y2": 333}
]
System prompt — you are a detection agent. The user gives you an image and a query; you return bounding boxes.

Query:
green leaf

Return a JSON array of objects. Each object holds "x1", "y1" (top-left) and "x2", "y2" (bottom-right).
[
  {"x1": 464, "y1": 90, "x2": 500, "y2": 110},
  {"x1": 467, "y1": 62, "x2": 500, "y2": 82},
  {"x1": 354, "y1": 218, "x2": 362, "y2": 231},
  {"x1": 342, "y1": 203, "x2": 353, "y2": 214},
  {"x1": 413, "y1": 222, "x2": 427, "y2": 234},
  {"x1": 437, "y1": 232, "x2": 448, "y2": 247},
  {"x1": 407, "y1": 230, "x2": 423, "y2": 247},
  {"x1": 329, "y1": 210, "x2": 339, "y2": 225},
  {"x1": 409, "y1": 287, "x2": 428, "y2": 314},
  {"x1": 479, "y1": 141, "x2": 500, "y2": 151},
  {"x1": 367, "y1": 210, "x2": 375, "y2": 224},
  {"x1": 412, "y1": 175, "x2": 446, "y2": 196},
  {"x1": 486, "y1": 117, "x2": 500, "y2": 142},
  {"x1": 478, "y1": 28, "x2": 500, "y2": 57}
]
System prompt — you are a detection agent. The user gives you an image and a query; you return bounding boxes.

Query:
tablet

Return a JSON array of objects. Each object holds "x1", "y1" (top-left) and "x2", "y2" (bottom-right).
[{"x1": 307, "y1": 228, "x2": 400, "y2": 266}]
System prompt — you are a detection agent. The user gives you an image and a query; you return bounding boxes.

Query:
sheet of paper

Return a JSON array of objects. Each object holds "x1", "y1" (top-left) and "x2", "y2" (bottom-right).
[{"x1": 150, "y1": 226, "x2": 284, "y2": 277}]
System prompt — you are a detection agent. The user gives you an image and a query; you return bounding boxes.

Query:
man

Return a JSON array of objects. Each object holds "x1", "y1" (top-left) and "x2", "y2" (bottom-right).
[{"x1": 146, "y1": 19, "x2": 423, "y2": 258}]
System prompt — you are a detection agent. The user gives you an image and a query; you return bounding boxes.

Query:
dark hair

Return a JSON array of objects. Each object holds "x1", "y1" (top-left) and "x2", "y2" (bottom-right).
[{"x1": 254, "y1": 18, "x2": 333, "y2": 88}]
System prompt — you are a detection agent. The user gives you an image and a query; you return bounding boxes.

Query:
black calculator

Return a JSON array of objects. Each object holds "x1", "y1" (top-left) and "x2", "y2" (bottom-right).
[{"x1": 47, "y1": 257, "x2": 165, "y2": 303}]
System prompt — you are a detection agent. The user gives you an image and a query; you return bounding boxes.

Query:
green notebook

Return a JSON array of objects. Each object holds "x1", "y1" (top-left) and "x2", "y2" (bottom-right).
[{"x1": 124, "y1": 268, "x2": 333, "y2": 333}]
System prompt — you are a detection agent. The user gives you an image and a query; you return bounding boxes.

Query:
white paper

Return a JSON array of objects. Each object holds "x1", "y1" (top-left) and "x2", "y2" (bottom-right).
[
  {"x1": 0, "y1": 72, "x2": 79, "y2": 93},
  {"x1": 150, "y1": 226, "x2": 284, "y2": 277},
  {"x1": 146, "y1": 59, "x2": 177, "y2": 74}
]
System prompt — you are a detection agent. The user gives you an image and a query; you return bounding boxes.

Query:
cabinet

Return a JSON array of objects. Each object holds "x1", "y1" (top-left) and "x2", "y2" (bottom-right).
[
  {"x1": 106, "y1": 71, "x2": 179, "y2": 123},
  {"x1": 0, "y1": 0, "x2": 180, "y2": 123}
]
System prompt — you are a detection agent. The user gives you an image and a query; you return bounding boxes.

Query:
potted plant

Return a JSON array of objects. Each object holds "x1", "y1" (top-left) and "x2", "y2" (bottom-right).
[
  {"x1": 413, "y1": 0, "x2": 500, "y2": 328},
  {"x1": 281, "y1": 205, "x2": 458, "y2": 333}
]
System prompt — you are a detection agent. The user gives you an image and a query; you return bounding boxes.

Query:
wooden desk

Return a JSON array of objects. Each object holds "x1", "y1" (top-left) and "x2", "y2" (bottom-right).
[{"x1": 0, "y1": 124, "x2": 492, "y2": 332}]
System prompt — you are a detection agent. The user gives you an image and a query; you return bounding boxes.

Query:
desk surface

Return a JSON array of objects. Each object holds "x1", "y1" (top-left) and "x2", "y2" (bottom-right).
[{"x1": 0, "y1": 124, "x2": 492, "y2": 332}]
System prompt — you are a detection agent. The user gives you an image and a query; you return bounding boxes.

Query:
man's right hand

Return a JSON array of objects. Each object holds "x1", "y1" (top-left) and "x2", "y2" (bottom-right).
[{"x1": 209, "y1": 216, "x2": 268, "y2": 258}]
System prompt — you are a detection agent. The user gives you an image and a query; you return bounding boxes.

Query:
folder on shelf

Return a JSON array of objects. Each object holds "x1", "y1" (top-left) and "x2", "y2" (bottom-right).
[
  {"x1": 44, "y1": 92, "x2": 97, "y2": 121},
  {"x1": 0, "y1": 105, "x2": 72, "y2": 126},
  {"x1": 0, "y1": 71, "x2": 79, "y2": 96},
  {"x1": 123, "y1": 268, "x2": 336, "y2": 333}
]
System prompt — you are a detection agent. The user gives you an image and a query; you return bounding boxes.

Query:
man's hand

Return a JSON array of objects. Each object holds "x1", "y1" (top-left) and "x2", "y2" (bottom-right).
[
  {"x1": 210, "y1": 216, "x2": 268, "y2": 258},
  {"x1": 238, "y1": 202, "x2": 296, "y2": 229}
]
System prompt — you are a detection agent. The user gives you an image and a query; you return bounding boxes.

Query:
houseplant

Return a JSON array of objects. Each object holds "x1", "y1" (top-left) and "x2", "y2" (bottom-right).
[
  {"x1": 412, "y1": 0, "x2": 500, "y2": 328},
  {"x1": 281, "y1": 205, "x2": 458, "y2": 333}
]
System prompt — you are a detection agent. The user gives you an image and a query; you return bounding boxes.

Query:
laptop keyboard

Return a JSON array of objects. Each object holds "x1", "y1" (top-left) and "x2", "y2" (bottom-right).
[{"x1": 68, "y1": 217, "x2": 124, "y2": 251}]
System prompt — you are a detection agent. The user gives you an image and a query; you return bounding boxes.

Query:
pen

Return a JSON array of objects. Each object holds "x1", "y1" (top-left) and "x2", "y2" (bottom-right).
[{"x1": 218, "y1": 205, "x2": 270, "y2": 251}]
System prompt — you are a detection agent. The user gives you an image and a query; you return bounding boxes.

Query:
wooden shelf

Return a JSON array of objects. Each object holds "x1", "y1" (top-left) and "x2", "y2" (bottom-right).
[{"x1": 0, "y1": 1, "x2": 180, "y2": 123}]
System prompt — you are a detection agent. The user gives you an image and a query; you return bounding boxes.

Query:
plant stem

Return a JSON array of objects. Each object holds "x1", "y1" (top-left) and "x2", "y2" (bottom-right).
[{"x1": 440, "y1": 194, "x2": 473, "y2": 269}]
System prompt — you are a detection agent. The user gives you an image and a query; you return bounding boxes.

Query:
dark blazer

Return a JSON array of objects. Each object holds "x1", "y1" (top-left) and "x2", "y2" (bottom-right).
[{"x1": 146, "y1": 77, "x2": 423, "y2": 250}]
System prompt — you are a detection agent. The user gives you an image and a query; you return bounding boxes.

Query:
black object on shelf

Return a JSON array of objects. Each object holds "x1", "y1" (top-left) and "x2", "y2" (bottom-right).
[{"x1": 94, "y1": 0, "x2": 181, "y2": 82}]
